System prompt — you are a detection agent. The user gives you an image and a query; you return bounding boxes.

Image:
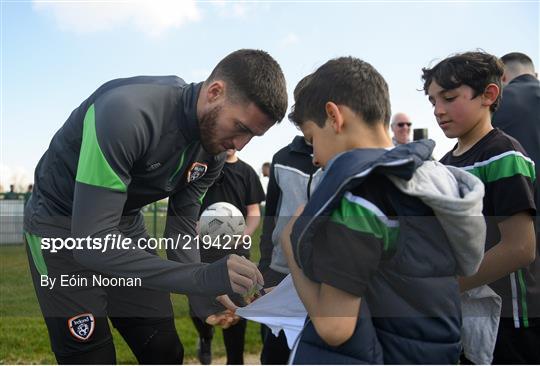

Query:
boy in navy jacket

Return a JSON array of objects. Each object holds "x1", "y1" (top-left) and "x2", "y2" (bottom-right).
[{"x1": 281, "y1": 56, "x2": 486, "y2": 364}]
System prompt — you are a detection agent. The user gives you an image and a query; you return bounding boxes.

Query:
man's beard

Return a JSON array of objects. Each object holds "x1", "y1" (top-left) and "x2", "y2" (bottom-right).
[{"x1": 199, "y1": 105, "x2": 223, "y2": 155}]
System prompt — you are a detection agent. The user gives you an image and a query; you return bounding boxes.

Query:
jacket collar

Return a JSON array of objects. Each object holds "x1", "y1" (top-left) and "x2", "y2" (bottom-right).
[
  {"x1": 290, "y1": 135, "x2": 313, "y2": 155},
  {"x1": 179, "y1": 82, "x2": 203, "y2": 141},
  {"x1": 509, "y1": 74, "x2": 537, "y2": 86},
  {"x1": 291, "y1": 139, "x2": 435, "y2": 268}
]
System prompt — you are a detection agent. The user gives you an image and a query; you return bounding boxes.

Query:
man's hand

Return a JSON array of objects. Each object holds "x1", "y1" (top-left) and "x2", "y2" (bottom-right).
[
  {"x1": 203, "y1": 295, "x2": 240, "y2": 329},
  {"x1": 227, "y1": 254, "x2": 264, "y2": 295},
  {"x1": 243, "y1": 285, "x2": 276, "y2": 304},
  {"x1": 216, "y1": 294, "x2": 237, "y2": 311},
  {"x1": 205, "y1": 309, "x2": 240, "y2": 329}
]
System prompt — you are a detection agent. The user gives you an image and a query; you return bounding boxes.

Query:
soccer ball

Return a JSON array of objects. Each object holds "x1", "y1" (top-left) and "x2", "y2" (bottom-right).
[{"x1": 199, "y1": 202, "x2": 246, "y2": 238}]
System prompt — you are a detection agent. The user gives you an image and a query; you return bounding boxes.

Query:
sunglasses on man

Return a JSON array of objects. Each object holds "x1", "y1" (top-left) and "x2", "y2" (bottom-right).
[{"x1": 397, "y1": 122, "x2": 412, "y2": 128}]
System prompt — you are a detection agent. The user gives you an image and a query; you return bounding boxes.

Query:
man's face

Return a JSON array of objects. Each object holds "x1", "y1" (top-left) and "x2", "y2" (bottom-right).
[
  {"x1": 199, "y1": 99, "x2": 274, "y2": 155},
  {"x1": 300, "y1": 120, "x2": 342, "y2": 169},
  {"x1": 391, "y1": 117, "x2": 412, "y2": 144},
  {"x1": 427, "y1": 81, "x2": 485, "y2": 139}
]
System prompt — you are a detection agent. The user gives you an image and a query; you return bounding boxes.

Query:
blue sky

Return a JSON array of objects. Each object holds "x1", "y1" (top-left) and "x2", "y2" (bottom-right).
[{"x1": 1, "y1": 0, "x2": 538, "y2": 189}]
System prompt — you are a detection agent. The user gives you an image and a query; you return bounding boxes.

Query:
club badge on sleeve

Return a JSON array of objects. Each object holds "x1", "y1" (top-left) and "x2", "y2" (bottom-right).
[
  {"x1": 187, "y1": 162, "x2": 208, "y2": 183},
  {"x1": 68, "y1": 313, "x2": 95, "y2": 341}
]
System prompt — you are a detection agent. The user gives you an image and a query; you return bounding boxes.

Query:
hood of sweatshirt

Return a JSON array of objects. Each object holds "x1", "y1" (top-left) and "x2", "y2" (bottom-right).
[{"x1": 387, "y1": 161, "x2": 486, "y2": 276}]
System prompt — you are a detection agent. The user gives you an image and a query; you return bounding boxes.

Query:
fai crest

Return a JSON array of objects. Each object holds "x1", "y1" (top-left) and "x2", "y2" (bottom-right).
[
  {"x1": 68, "y1": 313, "x2": 95, "y2": 341},
  {"x1": 187, "y1": 162, "x2": 208, "y2": 183}
]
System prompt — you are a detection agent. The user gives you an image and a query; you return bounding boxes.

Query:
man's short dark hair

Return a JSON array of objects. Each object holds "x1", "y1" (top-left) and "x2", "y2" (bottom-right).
[
  {"x1": 501, "y1": 52, "x2": 534, "y2": 68},
  {"x1": 207, "y1": 49, "x2": 288, "y2": 123},
  {"x1": 289, "y1": 57, "x2": 391, "y2": 128},
  {"x1": 421, "y1": 51, "x2": 504, "y2": 112}
]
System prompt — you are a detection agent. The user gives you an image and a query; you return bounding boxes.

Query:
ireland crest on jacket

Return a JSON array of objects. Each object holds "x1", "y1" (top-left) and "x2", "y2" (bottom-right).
[{"x1": 68, "y1": 313, "x2": 95, "y2": 341}]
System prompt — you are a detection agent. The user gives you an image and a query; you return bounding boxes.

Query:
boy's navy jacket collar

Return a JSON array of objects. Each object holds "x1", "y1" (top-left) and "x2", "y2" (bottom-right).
[
  {"x1": 291, "y1": 139, "x2": 435, "y2": 268},
  {"x1": 179, "y1": 82, "x2": 203, "y2": 141}
]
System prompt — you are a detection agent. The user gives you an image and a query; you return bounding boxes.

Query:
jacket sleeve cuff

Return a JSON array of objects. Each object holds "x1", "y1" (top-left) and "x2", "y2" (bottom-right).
[{"x1": 196, "y1": 255, "x2": 232, "y2": 295}]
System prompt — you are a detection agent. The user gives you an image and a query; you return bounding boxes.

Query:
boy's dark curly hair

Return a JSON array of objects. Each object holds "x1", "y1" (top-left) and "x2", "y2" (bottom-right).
[{"x1": 421, "y1": 51, "x2": 504, "y2": 112}]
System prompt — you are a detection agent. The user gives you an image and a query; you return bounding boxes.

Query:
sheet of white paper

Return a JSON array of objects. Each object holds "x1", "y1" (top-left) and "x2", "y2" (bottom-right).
[{"x1": 236, "y1": 274, "x2": 307, "y2": 349}]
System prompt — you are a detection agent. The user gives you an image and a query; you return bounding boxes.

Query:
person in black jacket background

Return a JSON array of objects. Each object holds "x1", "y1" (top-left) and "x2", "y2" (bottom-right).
[
  {"x1": 493, "y1": 52, "x2": 539, "y2": 236},
  {"x1": 491, "y1": 52, "x2": 540, "y2": 363}
]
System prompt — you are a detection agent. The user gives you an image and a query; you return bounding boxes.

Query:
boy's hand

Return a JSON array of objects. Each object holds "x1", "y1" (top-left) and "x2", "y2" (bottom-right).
[{"x1": 226, "y1": 254, "x2": 264, "y2": 295}]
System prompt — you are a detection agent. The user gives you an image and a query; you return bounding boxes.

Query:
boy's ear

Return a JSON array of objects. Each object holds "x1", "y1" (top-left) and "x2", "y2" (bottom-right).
[
  {"x1": 481, "y1": 83, "x2": 500, "y2": 108},
  {"x1": 325, "y1": 102, "x2": 344, "y2": 133}
]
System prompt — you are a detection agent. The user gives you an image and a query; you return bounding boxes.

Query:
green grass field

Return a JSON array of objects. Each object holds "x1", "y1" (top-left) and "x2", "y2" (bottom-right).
[{"x1": 0, "y1": 217, "x2": 265, "y2": 364}]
